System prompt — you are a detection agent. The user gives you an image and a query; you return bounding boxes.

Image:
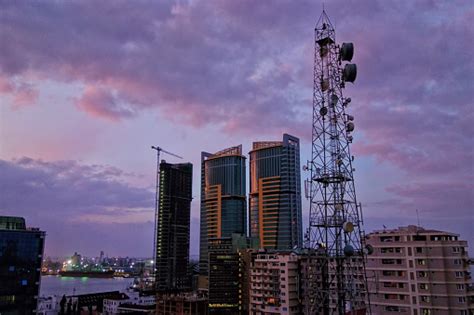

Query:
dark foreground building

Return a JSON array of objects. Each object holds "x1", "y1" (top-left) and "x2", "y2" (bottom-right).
[
  {"x1": 249, "y1": 134, "x2": 302, "y2": 250},
  {"x1": 155, "y1": 162, "x2": 193, "y2": 292},
  {"x1": 208, "y1": 234, "x2": 258, "y2": 315},
  {"x1": 0, "y1": 216, "x2": 45, "y2": 314}
]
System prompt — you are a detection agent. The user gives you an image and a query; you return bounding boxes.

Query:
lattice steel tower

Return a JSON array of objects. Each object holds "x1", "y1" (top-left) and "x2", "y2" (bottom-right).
[{"x1": 304, "y1": 10, "x2": 371, "y2": 315}]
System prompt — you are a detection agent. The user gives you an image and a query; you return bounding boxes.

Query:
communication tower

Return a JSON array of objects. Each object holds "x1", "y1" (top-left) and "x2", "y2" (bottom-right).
[{"x1": 303, "y1": 10, "x2": 372, "y2": 314}]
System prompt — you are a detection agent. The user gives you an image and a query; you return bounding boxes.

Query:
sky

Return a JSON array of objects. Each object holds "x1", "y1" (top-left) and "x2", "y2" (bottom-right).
[{"x1": 0, "y1": 0, "x2": 473, "y2": 259}]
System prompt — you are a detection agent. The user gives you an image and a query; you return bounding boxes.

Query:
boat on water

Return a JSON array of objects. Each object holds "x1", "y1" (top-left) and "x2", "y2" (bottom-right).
[{"x1": 59, "y1": 270, "x2": 115, "y2": 278}]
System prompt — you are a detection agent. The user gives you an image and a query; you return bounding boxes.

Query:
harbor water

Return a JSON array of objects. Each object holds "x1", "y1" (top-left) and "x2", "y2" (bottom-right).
[{"x1": 40, "y1": 275, "x2": 134, "y2": 297}]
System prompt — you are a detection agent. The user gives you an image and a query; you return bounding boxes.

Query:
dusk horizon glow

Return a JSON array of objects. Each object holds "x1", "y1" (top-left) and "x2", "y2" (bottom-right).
[{"x1": 0, "y1": 1, "x2": 472, "y2": 258}]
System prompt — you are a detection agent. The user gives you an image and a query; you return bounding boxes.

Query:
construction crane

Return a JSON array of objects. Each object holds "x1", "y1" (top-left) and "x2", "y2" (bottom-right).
[{"x1": 150, "y1": 146, "x2": 182, "y2": 285}]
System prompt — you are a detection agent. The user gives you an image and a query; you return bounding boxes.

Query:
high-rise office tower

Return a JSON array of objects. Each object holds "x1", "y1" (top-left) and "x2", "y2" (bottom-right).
[
  {"x1": 249, "y1": 134, "x2": 302, "y2": 250},
  {"x1": 155, "y1": 162, "x2": 193, "y2": 292},
  {"x1": 366, "y1": 225, "x2": 474, "y2": 315},
  {"x1": 0, "y1": 216, "x2": 45, "y2": 314},
  {"x1": 199, "y1": 145, "x2": 246, "y2": 276}
]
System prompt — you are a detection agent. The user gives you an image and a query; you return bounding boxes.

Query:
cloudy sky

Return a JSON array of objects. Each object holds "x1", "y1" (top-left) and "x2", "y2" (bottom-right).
[{"x1": 1, "y1": 0, "x2": 472, "y2": 258}]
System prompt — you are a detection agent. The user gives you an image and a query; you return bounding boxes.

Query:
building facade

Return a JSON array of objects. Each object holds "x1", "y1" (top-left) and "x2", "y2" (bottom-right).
[
  {"x1": 249, "y1": 251, "x2": 302, "y2": 315},
  {"x1": 156, "y1": 291, "x2": 208, "y2": 315},
  {"x1": 208, "y1": 234, "x2": 258, "y2": 315},
  {"x1": 366, "y1": 225, "x2": 474, "y2": 315},
  {"x1": 199, "y1": 145, "x2": 247, "y2": 276},
  {"x1": 155, "y1": 162, "x2": 193, "y2": 292},
  {"x1": 249, "y1": 134, "x2": 302, "y2": 250},
  {"x1": 0, "y1": 216, "x2": 45, "y2": 314}
]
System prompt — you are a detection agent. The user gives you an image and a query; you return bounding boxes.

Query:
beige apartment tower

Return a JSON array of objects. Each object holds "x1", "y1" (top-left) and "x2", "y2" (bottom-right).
[
  {"x1": 366, "y1": 225, "x2": 473, "y2": 315},
  {"x1": 249, "y1": 251, "x2": 302, "y2": 315}
]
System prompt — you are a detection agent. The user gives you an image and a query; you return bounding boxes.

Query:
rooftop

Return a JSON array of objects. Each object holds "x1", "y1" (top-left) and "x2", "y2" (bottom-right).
[
  {"x1": 369, "y1": 225, "x2": 459, "y2": 237},
  {"x1": 0, "y1": 216, "x2": 26, "y2": 230}
]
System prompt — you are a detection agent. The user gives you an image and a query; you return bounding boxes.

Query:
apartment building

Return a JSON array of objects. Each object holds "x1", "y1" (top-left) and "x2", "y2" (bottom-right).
[
  {"x1": 366, "y1": 225, "x2": 473, "y2": 315},
  {"x1": 249, "y1": 251, "x2": 302, "y2": 315}
]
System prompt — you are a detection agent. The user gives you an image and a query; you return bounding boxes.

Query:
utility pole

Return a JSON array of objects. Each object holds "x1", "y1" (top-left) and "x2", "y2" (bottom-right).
[{"x1": 151, "y1": 146, "x2": 182, "y2": 286}]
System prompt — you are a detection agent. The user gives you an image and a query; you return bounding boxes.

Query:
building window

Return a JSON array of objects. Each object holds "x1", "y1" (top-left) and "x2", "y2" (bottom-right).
[
  {"x1": 385, "y1": 306, "x2": 400, "y2": 312},
  {"x1": 455, "y1": 271, "x2": 463, "y2": 278},
  {"x1": 458, "y1": 297, "x2": 466, "y2": 303},
  {"x1": 454, "y1": 259, "x2": 461, "y2": 265},
  {"x1": 453, "y1": 247, "x2": 461, "y2": 253},
  {"x1": 413, "y1": 235, "x2": 426, "y2": 241},
  {"x1": 420, "y1": 283, "x2": 429, "y2": 290},
  {"x1": 416, "y1": 247, "x2": 423, "y2": 253},
  {"x1": 417, "y1": 259, "x2": 426, "y2": 265},
  {"x1": 382, "y1": 259, "x2": 396, "y2": 264},
  {"x1": 456, "y1": 284, "x2": 465, "y2": 290},
  {"x1": 421, "y1": 296, "x2": 430, "y2": 303}
]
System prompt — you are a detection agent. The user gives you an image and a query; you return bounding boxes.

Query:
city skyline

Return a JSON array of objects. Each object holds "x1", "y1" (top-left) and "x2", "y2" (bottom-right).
[{"x1": 0, "y1": 1, "x2": 472, "y2": 258}]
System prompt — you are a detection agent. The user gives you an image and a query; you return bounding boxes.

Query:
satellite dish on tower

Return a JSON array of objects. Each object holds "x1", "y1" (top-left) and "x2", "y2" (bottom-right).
[
  {"x1": 340, "y1": 43, "x2": 354, "y2": 61},
  {"x1": 343, "y1": 64, "x2": 357, "y2": 83}
]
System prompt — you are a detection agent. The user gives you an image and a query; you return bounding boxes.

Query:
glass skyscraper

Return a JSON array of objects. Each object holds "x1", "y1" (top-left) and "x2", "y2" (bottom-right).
[
  {"x1": 155, "y1": 162, "x2": 193, "y2": 292},
  {"x1": 0, "y1": 216, "x2": 45, "y2": 314},
  {"x1": 199, "y1": 145, "x2": 246, "y2": 276},
  {"x1": 249, "y1": 134, "x2": 302, "y2": 250}
]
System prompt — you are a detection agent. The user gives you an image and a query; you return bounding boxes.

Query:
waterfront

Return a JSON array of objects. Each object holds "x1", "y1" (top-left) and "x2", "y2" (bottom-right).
[{"x1": 40, "y1": 276, "x2": 134, "y2": 297}]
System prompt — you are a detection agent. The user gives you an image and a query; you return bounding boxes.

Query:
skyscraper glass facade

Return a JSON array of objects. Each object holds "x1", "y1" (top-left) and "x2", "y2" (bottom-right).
[
  {"x1": 199, "y1": 145, "x2": 246, "y2": 275},
  {"x1": 155, "y1": 162, "x2": 193, "y2": 292},
  {"x1": 0, "y1": 216, "x2": 45, "y2": 315},
  {"x1": 249, "y1": 134, "x2": 302, "y2": 250}
]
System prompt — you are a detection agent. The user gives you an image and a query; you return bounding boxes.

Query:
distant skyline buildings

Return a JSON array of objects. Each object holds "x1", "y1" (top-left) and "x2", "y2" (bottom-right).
[
  {"x1": 199, "y1": 145, "x2": 247, "y2": 275},
  {"x1": 249, "y1": 134, "x2": 302, "y2": 250},
  {"x1": 155, "y1": 161, "x2": 193, "y2": 292}
]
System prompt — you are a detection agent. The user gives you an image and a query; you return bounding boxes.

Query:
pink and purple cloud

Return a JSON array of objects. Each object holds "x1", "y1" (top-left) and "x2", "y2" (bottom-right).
[{"x1": 0, "y1": 0, "x2": 472, "y2": 256}]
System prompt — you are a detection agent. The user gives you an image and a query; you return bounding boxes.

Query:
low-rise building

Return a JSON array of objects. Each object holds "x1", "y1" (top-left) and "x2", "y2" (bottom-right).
[{"x1": 156, "y1": 291, "x2": 208, "y2": 315}]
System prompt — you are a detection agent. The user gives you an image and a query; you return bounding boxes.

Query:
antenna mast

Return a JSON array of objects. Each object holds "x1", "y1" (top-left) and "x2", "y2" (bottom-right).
[{"x1": 303, "y1": 10, "x2": 371, "y2": 314}]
